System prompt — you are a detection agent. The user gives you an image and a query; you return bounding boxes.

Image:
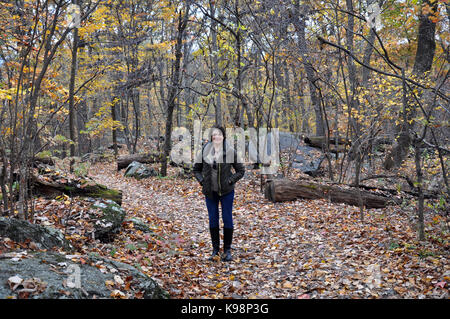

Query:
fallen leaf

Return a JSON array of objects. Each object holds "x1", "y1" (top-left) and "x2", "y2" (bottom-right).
[
  {"x1": 435, "y1": 281, "x2": 446, "y2": 289},
  {"x1": 8, "y1": 275, "x2": 23, "y2": 291},
  {"x1": 114, "y1": 275, "x2": 124, "y2": 285},
  {"x1": 283, "y1": 281, "x2": 293, "y2": 289},
  {"x1": 110, "y1": 289, "x2": 126, "y2": 299}
]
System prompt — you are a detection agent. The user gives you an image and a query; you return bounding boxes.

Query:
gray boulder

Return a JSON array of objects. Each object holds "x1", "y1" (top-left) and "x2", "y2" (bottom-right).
[
  {"x1": 247, "y1": 131, "x2": 325, "y2": 175},
  {"x1": 0, "y1": 251, "x2": 169, "y2": 299},
  {"x1": 124, "y1": 161, "x2": 158, "y2": 179},
  {"x1": 0, "y1": 217, "x2": 73, "y2": 251},
  {"x1": 291, "y1": 146, "x2": 326, "y2": 175}
]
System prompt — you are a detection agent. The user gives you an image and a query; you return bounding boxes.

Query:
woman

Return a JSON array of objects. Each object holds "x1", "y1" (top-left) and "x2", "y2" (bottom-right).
[{"x1": 193, "y1": 126, "x2": 245, "y2": 261}]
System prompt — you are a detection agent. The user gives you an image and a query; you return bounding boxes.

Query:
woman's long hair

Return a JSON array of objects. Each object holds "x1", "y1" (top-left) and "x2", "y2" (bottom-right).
[
  {"x1": 210, "y1": 125, "x2": 226, "y2": 141},
  {"x1": 208, "y1": 125, "x2": 227, "y2": 162}
]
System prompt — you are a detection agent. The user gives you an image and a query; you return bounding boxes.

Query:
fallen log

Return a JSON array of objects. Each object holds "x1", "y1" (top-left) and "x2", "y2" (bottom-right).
[
  {"x1": 265, "y1": 178, "x2": 400, "y2": 209},
  {"x1": 304, "y1": 136, "x2": 351, "y2": 153},
  {"x1": 32, "y1": 156, "x2": 55, "y2": 167},
  {"x1": 117, "y1": 153, "x2": 163, "y2": 170},
  {"x1": 304, "y1": 136, "x2": 351, "y2": 147},
  {"x1": 31, "y1": 175, "x2": 122, "y2": 205}
]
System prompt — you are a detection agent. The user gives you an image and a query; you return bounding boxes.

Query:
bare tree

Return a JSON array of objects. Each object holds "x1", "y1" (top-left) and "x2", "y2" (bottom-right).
[{"x1": 161, "y1": 1, "x2": 191, "y2": 177}]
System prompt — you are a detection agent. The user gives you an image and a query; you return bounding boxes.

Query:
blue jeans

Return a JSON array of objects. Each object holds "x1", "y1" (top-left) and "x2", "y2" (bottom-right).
[{"x1": 205, "y1": 190, "x2": 235, "y2": 229}]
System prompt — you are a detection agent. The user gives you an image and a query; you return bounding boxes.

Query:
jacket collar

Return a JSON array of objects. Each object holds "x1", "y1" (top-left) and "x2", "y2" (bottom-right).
[{"x1": 203, "y1": 141, "x2": 234, "y2": 164}]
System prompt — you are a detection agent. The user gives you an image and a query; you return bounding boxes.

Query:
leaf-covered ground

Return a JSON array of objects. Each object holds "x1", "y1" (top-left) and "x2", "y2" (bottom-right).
[
  {"x1": 11, "y1": 160, "x2": 447, "y2": 299},
  {"x1": 79, "y1": 162, "x2": 448, "y2": 299}
]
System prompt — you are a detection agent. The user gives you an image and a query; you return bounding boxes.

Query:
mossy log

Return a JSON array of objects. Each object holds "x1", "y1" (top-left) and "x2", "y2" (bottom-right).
[
  {"x1": 31, "y1": 175, "x2": 122, "y2": 205},
  {"x1": 117, "y1": 153, "x2": 163, "y2": 170},
  {"x1": 265, "y1": 178, "x2": 400, "y2": 209},
  {"x1": 32, "y1": 156, "x2": 55, "y2": 167}
]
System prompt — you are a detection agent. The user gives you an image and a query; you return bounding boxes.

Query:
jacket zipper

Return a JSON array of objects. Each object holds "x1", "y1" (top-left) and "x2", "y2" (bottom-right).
[{"x1": 218, "y1": 162, "x2": 222, "y2": 196}]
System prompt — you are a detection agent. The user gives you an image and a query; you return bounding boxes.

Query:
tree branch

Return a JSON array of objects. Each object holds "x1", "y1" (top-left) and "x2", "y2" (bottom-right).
[{"x1": 317, "y1": 36, "x2": 449, "y2": 102}]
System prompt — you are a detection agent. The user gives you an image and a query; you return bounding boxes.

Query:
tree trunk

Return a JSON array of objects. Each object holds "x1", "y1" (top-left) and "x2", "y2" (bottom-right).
[
  {"x1": 111, "y1": 97, "x2": 119, "y2": 157},
  {"x1": 362, "y1": 29, "x2": 376, "y2": 85},
  {"x1": 210, "y1": 0, "x2": 223, "y2": 126},
  {"x1": 265, "y1": 178, "x2": 400, "y2": 209},
  {"x1": 293, "y1": 0, "x2": 324, "y2": 136},
  {"x1": 384, "y1": 0, "x2": 437, "y2": 170},
  {"x1": 77, "y1": 100, "x2": 89, "y2": 155},
  {"x1": 414, "y1": 139, "x2": 425, "y2": 241},
  {"x1": 0, "y1": 149, "x2": 8, "y2": 214},
  {"x1": 68, "y1": 0, "x2": 79, "y2": 162},
  {"x1": 413, "y1": 0, "x2": 438, "y2": 74},
  {"x1": 131, "y1": 88, "x2": 140, "y2": 154},
  {"x1": 161, "y1": 3, "x2": 190, "y2": 176}
]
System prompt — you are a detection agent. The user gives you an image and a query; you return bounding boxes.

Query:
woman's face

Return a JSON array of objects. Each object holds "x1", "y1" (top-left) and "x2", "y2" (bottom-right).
[{"x1": 211, "y1": 129, "x2": 224, "y2": 145}]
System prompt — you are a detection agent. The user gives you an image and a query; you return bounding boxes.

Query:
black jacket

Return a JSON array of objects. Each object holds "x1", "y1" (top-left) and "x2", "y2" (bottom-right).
[{"x1": 193, "y1": 142, "x2": 245, "y2": 198}]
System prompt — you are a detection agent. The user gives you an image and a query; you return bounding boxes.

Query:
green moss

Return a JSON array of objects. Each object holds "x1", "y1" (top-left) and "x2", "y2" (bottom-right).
[
  {"x1": 92, "y1": 200, "x2": 126, "y2": 236},
  {"x1": 64, "y1": 186, "x2": 76, "y2": 192},
  {"x1": 304, "y1": 183, "x2": 318, "y2": 190},
  {"x1": 91, "y1": 188, "x2": 122, "y2": 205}
]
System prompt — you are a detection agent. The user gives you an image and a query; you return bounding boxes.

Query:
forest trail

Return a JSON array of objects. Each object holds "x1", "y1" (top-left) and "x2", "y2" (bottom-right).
[{"x1": 88, "y1": 162, "x2": 448, "y2": 299}]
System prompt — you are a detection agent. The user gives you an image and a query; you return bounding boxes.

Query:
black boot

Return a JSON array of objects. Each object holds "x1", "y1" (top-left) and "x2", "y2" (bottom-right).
[
  {"x1": 209, "y1": 227, "x2": 220, "y2": 260},
  {"x1": 222, "y1": 228, "x2": 233, "y2": 261}
]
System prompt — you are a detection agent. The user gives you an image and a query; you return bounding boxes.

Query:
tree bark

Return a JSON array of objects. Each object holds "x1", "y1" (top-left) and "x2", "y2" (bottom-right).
[
  {"x1": 413, "y1": 0, "x2": 438, "y2": 74},
  {"x1": 210, "y1": 0, "x2": 223, "y2": 126},
  {"x1": 68, "y1": 0, "x2": 79, "y2": 161},
  {"x1": 161, "y1": 2, "x2": 190, "y2": 176},
  {"x1": 111, "y1": 97, "x2": 119, "y2": 157},
  {"x1": 292, "y1": 0, "x2": 325, "y2": 136},
  {"x1": 384, "y1": 0, "x2": 438, "y2": 170}
]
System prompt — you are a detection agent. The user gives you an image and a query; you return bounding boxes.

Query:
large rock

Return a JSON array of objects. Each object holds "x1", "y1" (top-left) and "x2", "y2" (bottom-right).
[
  {"x1": 0, "y1": 217, "x2": 73, "y2": 251},
  {"x1": 0, "y1": 251, "x2": 169, "y2": 299},
  {"x1": 291, "y1": 146, "x2": 325, "y2": 175},
  {"x1": 124, "y1": 161, "x2": 158, "y2": 179},
  {"x1": 247, "y1": 131, "x2": 325, "y2": 174},
  {"x1": 89, "y1": 199, "x2": 126, "y2": 242}
]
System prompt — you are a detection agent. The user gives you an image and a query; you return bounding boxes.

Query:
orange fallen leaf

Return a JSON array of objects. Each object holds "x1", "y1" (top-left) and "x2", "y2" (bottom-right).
[
  {"x1": 283, "y1": 281, "x2": 293, "y2": 289},
  {"x1": 110, "y1": 289, "x2": 126, "y2": 299}
]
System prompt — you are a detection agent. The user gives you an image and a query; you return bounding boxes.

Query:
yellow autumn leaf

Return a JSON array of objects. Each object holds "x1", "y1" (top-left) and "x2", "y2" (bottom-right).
[{"x1": 283, "y1": 281, "x2": 293, "y2": 289}]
